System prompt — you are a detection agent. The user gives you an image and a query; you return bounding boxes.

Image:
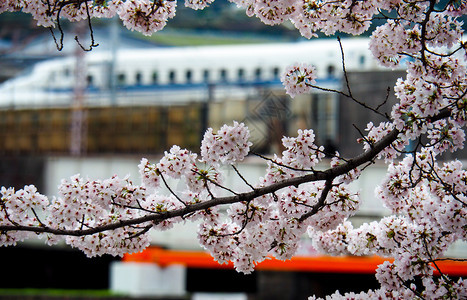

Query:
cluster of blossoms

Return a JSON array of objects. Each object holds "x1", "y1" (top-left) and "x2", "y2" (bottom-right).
[
  {"x1": 2, "y1": 0, "x2": 175, "y2": 35},
  {"x1": 2, "y1": 0, "x2": 466, "y2": 42},
  {"x1": 0, "y1": 122, "x2": 248, "y2": 257},
  {"x1": 200, "y1": 121, "x2": 252, "y2": 166},
  {"x1": 118, "y1": 0, "x2": 176, "y2": 35},
  {"x1": 184, "y1": 0, "x2": 214, "y2": 10},
  {"x1": 196, "y1": 127, "x2": 363, "y2": 274},
  {"x1": 257, "y1": 128, "x2": 325, "y2": 187},
  {"x1": 294, "y1": 0, "x2": 379, "y2": 37},
  {"x1": 0, "y1": 119, "x2": 363, "y2": 275},
  {"x1": 391, "y1": 54, "x2": 466, "y2": 139},
  {"x1": 281, "y1": 129, "x2": 324, "y2": 169},
  {"x1": 1, "y1": 0, "x2": 467, "y2": 299},
  {"x1": 368, "y1": 20, "x2": 421, "y2": 68},
  {"x1": 229, "y1": 0, "x2": 380, "y2": 38},
  {"x1": 280, "y1": 63, "x2": 317, "y2": 98},
  {"x1": 0, "y1": 185, "x2": 48, "y2": 246},
  {"x1": 59, "y1": 0, "x2": 122, "y2": 22},
  {"x1": 0, "y1": 174, "x2": 155, "y2": 256},
  {"x1": 308, "y1": 146, "x2": 467, "y2": 299}
]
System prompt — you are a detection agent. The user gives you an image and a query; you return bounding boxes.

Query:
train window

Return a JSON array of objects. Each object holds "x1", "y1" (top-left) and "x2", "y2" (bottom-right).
[
  {"x1": 272, "y1": 67, "x2": 280, "y2": 79},
  {"x1": 254, "y1": 68, "x2": 262, "y2": 81},
  {"x1": 220, "y1": 69, "x2": 227, "y2": 82},
  {"x1": 203, "y1": 69, "x2": 210, "y2": 82},
  {"x1": 117, "y1": 73, "x2": 126, "y2": 86},
  {"x1": 359, "y1": 55, "x2": 365, "y2": 66},
  {"x1": 135, "y1": 72, "x2": 142, "y2": 85},
  {"x1": 152, "y1": 72, "x2": 158, "y2": 84},
  {"x1": 169, "y1": 70, "x2": 176, "y2": 84},
  {"x1": 64, "y1": 68, "x2": 70, "y2": 77},
  {"x1": 49, "y1": 72, "x2": 56, "y2": 83},
  {"x1": 327, "y1": 65, "x2": 335, "y2": 77},
  {"x1": 87, "y1": 75, "x2": 94, "y2": 87},
  {"x1": 237, "y1": 68, "x2": 245, "y2": 81},
  {"x1": 186, "y1": 70, "x2": 192, "y2": 83}
]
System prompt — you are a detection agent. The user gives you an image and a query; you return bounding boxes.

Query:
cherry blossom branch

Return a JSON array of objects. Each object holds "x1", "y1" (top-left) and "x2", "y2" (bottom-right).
[
  {"x1": 125, "y1": 224, "x2": 152, "y2": 240},
  {"x1": 217, "y1": 201, "x2": 254, "y2": 237},
  {"x1": 0, "y1": 201, "x2": 20, "y2": 227},
  {"x1": 0, "y1": 126, "x2": 400, "y2": 237},
  {"x1": 0, "y1": 122, "x2": 403, "y2": 237},
  {"x1": 192, "y1": 168, "x2": 239, "y2": 196},
  {"x1": 298, "y1": 179, "x2": 333, "y2": 222}
]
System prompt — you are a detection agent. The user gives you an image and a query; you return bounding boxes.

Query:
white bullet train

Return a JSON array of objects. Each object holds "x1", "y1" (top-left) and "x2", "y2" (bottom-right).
[{"x1": 0, "y1": 38, "x2": 385, "y2": 108}]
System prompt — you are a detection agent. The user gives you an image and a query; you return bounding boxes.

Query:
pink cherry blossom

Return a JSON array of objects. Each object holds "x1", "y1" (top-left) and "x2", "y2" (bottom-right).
[{"x1": 281, "y1": 63, "x2": 317, "y2": 98}]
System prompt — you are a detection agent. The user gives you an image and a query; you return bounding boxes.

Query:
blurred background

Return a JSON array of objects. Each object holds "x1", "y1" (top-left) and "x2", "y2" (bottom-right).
[{"x1": 0, "y1": 2, "x2": 466, "y2": 299}]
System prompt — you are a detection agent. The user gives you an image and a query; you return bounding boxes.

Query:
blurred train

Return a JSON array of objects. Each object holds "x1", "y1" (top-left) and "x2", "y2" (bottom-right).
[
  {"x1": 0, "y1": 38, "x2": 383, "y2": 108},
  {"x1": 0, "y1": 37, "x2": 392, "y2": 155}
]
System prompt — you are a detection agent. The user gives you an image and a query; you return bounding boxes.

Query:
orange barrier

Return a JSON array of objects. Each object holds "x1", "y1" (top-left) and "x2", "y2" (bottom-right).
[{"x1": 123, "y1": 247, "x2": 467, "y2": 276}]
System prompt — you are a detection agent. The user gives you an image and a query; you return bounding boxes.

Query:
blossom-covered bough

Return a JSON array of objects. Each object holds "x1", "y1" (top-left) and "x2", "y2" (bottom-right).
[{"x1": 1, "y1": 0, "x2": 467, "y2": 298}]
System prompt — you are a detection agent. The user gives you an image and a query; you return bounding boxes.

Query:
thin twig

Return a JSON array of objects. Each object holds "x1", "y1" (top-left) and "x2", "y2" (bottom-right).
[
  {"x1": 338, "y1": 36, "x2": 353, "y2": 99},
  {"x1": 31, "y1": 208, "x2": 46, "y2": 227},
  {"x1": 231, "y1": 165, "x2": 256, "y2": 191},
  {"x1": 74, "y1": 0, "x2": 99, "y2": 51},
  {"x1": 125, "y1": 224, "x2": 152, "y2": 240},
  {"x1": 192, "y1": 168, "x2": 239, "y2": 196},
  {"x1": 298, "y1": 179, "x2": 333, "y2": 222},
  {"x1": 159, "y1": 172, "x2": 187, "y2": 206},
  {"x1": 375, "y1": 87, "x2": 391, "y2": 117},
  {"x1": 252, "y1": 152, "x2": 315, "y2": 172},
  {"x1": 353, "y1": 124, "x2": 373, "y2": 148}
]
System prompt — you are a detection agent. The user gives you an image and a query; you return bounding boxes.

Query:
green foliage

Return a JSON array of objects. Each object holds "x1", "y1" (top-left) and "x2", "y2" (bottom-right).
[{"x1": 0, "y1": 288, "x2": 117, "y2": 297}]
